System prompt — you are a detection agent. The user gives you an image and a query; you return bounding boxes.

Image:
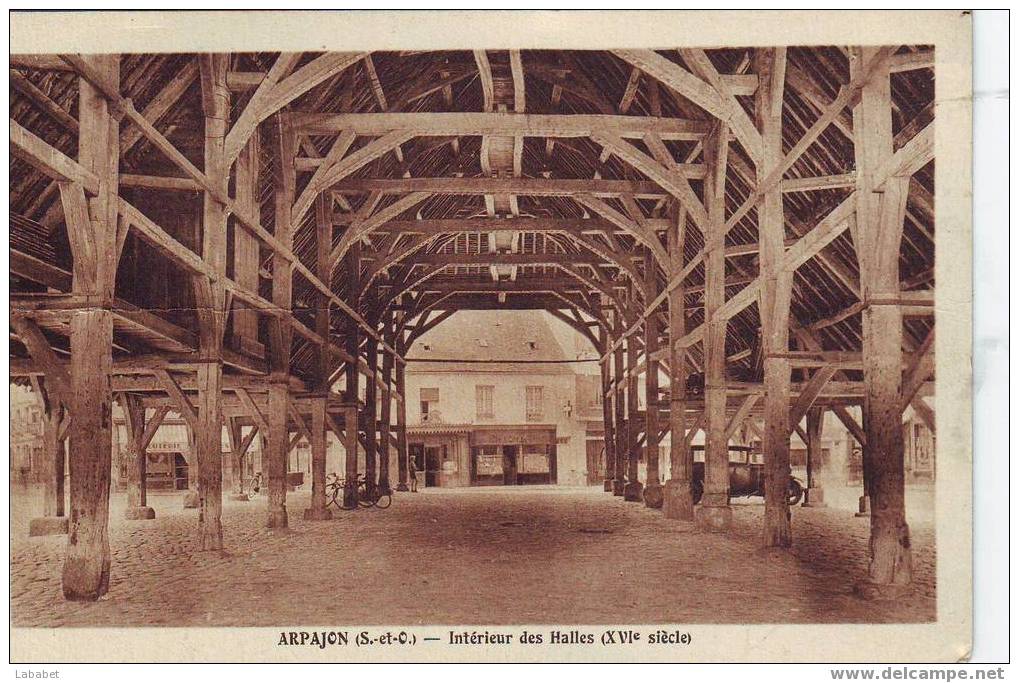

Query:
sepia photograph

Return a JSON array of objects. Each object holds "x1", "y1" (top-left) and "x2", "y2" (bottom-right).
[{"x1": 7, "y1": 9, "x2": 979, "y2": 665}]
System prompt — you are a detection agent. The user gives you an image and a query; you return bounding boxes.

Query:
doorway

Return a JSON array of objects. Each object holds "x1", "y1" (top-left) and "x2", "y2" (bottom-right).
[
  {"x1": 586, "y1": 441, "x2": 604, "y2": 485},
  {"x1": 424, "y1": 446, "x2": 442, "y2": 487},
  {"x1": 173, "y1": 453, "x2": 189, "y2": 490},
  {"x1": 502, "y1": 445, "x2": 519, "y2": 485}
]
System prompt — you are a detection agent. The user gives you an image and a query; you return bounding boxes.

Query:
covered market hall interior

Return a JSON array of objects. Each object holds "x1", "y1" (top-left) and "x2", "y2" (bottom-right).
[{"x1": 9, "y1": 46, "x2": 935, "y2": 615}]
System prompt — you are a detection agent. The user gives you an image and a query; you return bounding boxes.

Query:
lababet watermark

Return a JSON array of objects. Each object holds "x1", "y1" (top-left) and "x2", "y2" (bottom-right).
[{"x1": 14, "y1": 672, "x2": 60, "y2": 680}]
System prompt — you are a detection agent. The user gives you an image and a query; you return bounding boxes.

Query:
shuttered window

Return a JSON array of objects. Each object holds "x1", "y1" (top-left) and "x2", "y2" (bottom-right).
[
  {"x1": 525, "y1": 386, "x2": 544, "y2": 421},
  {"x1": 476, "y1": 385, "x2": 494, "y2": 420}
]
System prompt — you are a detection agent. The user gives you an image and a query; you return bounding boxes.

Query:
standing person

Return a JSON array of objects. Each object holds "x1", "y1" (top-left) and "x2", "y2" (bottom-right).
[{"x1": 408, "y1": 454, "x2": 418, "y2": 492}]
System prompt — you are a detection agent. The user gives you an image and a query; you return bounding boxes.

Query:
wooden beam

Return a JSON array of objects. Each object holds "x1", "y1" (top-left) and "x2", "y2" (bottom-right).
[
  {"x1": 888, "y1": 49, "x2": 934, "y2": 73},
  {"x1": 676, "y1": 48, "x2": 765, "y2": 163},
  {"x1": 788, "y1": 364, "x2": 838, "y2": 432},
  {"x1": 833, "y1": 405, "x2": 866, "y2": 446},
  {"x1": 138, "y1": 405, "x2": 171, "y2": 452},
  {"x1": 223, "y1": 52, "x2": 363, "y2": 162},
  {"x1": 725, "y1": 46, "x2": 897, "y2": 232},
  {"x1": 59, "y1": 53, "x2": 398, "y2": 361},
  {"x1": 369, "y1": 216, "x2": 672, "y2": 235},
  {"x1": 291, "y1": 130, "x2": 356, "y2": 223},
  {"x1": 330, "y1": 176, "x2": 669, "y2": 197},
  {"x1": 474, "y1": 50, "x2": 494, "y2": 112},
  {"x1": 121, "y1": 59, "x2": 199, "y2": 155},
  {"x1": 899, "y1": 328, "x2": 935, "y2": 413},
  {"x1": 118, "y1": 174, "x2": 201, "y2": 191},
  {"x1": 723, "y1": 394, "x2": 759, "y2": 442},
  {"x1": 154, "y1": 369, "x2": 198, "y2": 431},
  {"x1": 592, "y1": 133, "x2": 710, "y2": 231},
  {"x1": 10, "y1": 119, "x2": 99, "y2": 193},
  {"x1": 297, "y1": 129, "x2": 416, "y2": 223},
  {"x1": 234, "y1": 387, "x2": 271, "y2": 436},
  {"x1": 10, "y1": 69, "x2": 80, "y2": 133},
  {"x1": 780, "y1": 172, "x2": 857, "y2": 193},
  {"x1": 289, "y1": 111, "x2": 712, "y2": 140},
  {"x1": 329, "y1": 191, "x2": 431, "y2": 269},
  {"x1": 873, "y1": 121, "x2": 934, "y2": 188},
  {"x1": 575, "y1": 193, "x2": 669, "y2": 267},
  {"x1": 11, "y1": 316, "x2": 73, "y2": 406},
  {"x1": 618, "y1": 67, "x2": 641, "y2": 113}
]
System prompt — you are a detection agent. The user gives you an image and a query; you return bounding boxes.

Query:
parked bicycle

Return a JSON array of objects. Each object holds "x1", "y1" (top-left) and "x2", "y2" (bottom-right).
[{"x1": 325, "y1": 473, "x2": 391, "y2": 510}]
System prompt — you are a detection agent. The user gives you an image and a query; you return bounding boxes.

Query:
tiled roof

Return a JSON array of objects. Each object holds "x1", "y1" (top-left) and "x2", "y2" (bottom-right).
[{"x1": 407, "y1": 310, "x2": 576, "y2": 375}]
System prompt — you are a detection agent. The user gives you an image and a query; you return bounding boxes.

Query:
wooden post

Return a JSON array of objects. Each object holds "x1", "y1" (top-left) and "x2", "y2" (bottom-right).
[
  {"x1": 756, "y1": 48, "x2": 794, "y2": 547},
  {"x1": 852, "y1": 47, "x2": 912, "y2": 593},
  {"x1": 232, "y1": 126, "x2": 260, "y2": 353},
  {"x1": 28, "y1": 377, "x2": 69, "y2": 536},
  {"x1": 802, "y1": 407, "x2": 827, "y2": 507},
  {"x1": 599, "y1": 324, "x2": 617, "y2": 492},
  {"x1": 121, "y1": 394, "x2": 155, "y2": 520},
  {"x1": 268, "y1": 111, "x2": 296, "y2": 380},
  {"x1": 663, "y1": 204, "x2": 693, "y2": 520},
  {"x1": 194, "y1": 363, "x2": 224, "y2": 549},
  {"x1": 193, "y1": 54, "x2": 231, "y2": 551},
  {"x1": 622, "y1": 308, "x2": 643, "y2": 503},
  {"x1": 395, "y1": 346, "x2": 409, "y2": 492},
  {"x1": 62, "y1": 54, "x2": 119, "y2": 601},
  {"x1": 182, "y1": 429, "x2": 200, "y2": 507},
  {"x1": 262, "y1": 112, "x2": 297, "y2": 529},
  {"x1": 343, "y1": 245, "x2": 362, "y2": 508},
  {"x1": 643, "y1": 250, "x2": 663, "y2": 508},
  {"x1": 343, "y1": 403, "x2": 359, "y2": 508},
  {"x1": 695, "y1": 122, "x2": 732, "y2": 531},
  {"x1": 611, "y1": 316, "x2": 626, "y2": 496},
  {"x1": 304, "y1": 397, "x2": 332, "y2": 520},
  {"x1": 364, "y1": 339, "x2": 379, "y2": 494},
  {"x1": 226, "y1": 417, "x2": 251, "y2": 501},
  {"x1": 265, "y1": 383, "x2": 289, "y2": 528},
  {"x1": 304, "y1": 194, "x2": 334, "y2": 520},
  {"x1": 378, "y1": 321, "x2": 395, "y2": 495}
]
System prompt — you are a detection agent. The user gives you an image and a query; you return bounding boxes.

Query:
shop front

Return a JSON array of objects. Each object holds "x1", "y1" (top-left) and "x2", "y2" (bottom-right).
[{"x1": 469, "y1": 426, "x2": 557, "y2": 486}]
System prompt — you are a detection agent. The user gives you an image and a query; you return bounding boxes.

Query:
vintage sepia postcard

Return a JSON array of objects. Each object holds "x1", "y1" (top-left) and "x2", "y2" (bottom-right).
[{"x1": 8, "y1": 10, "x2": 972, "y2": 663}]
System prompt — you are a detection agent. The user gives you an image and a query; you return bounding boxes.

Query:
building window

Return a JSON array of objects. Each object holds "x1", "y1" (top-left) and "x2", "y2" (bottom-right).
[
  {"x1": 419, "y1": 387, "x2": 440, "y2": 419},
  {"x1": 420, "y1": 387, "x2": 439, "y2": 420},
  {"x1": 520, "y1": 444, "x2": 550, "y2": 473},
  {"x1": 525, "y1": 386, "x2": 544, "y2": 422},
  {"x1": 476, "y1": 385, "x2": 494, "y2": 421}
]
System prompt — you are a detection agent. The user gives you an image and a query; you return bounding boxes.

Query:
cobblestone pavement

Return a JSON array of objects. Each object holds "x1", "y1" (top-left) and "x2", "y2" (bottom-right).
[{"x1": 10, "y1": 485, "x2": 935, "y2": 627}]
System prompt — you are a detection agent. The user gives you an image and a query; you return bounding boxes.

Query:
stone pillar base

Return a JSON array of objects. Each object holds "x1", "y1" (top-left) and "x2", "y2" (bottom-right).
[
  {"x1": 662, "y1": 480, "x2": 695, "y2": 520},
  {"x1": 855, "y1": 495, "x2": 871, "y2": 518},
  {"x1": 695, "y1": 504, "x2": 733, "y2": 531},
  {"x1": 622, "y1": 481, "x2": 644, "y2": 502},
  {"x1": 265, "y1": 509, "x2": 289, "y2": 529},
  {"x1": 28, "y1": 516, "x2": 68, "y2": 537},
  {"x1": 611, "y1": 479, "x2": 625, "y2": 496},
  {"x1": 182, "y1": 490, "x2": 200, "y2": 508},
  {"x1": 229, "y1": 493, "x2": 250, "y2": 502},
  {"x1": 643, "y1": 484, "x2": 664, "y2": 509},
  {"x1": 802, "y1": 487, "x2": 827, "y2": 507},
  {"x1": 303, "y1": 507, "x2": 333, "y2": 521},
  {"x1": 396, "y1": 483, "x2": 409, "y2": 492},
  {"x1": 124, "y1": 506, "x2": 156, "y2": 520}
]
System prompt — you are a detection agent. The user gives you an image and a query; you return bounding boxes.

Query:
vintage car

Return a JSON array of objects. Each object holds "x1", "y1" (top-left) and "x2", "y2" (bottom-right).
[{"x1": 691, "y1": 445, "x2": 803, "y2": 505}]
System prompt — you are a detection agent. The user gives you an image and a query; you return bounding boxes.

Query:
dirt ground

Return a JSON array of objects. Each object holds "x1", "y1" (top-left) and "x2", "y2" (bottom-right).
[{"x1": 9, "y1": 484, "x2": 935, "y2": 627}]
